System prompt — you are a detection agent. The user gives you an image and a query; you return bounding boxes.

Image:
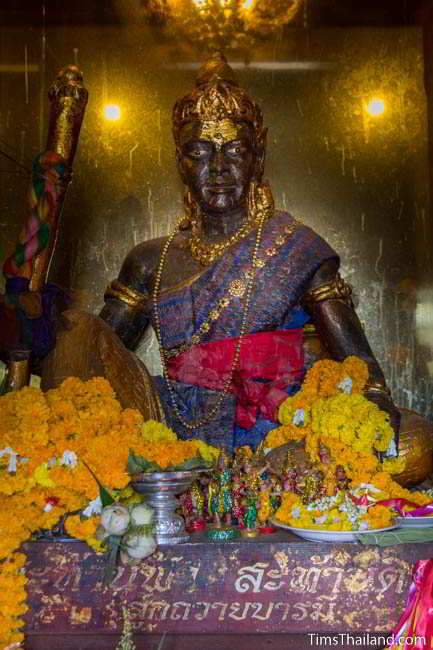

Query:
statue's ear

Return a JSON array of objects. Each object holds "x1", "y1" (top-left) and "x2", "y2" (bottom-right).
[{"x1": 254, "y1": 127, "x2": 267, "y2": 182}]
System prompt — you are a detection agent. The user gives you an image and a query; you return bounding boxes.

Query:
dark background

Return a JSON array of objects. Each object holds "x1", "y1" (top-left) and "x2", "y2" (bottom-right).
[{"x1": 1, "y1": 0, "x2": 433, "y2": 415}]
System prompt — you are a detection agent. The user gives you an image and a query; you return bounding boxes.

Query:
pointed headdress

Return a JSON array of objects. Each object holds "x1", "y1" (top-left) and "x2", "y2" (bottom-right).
[{"x1": 172, "y1": 51, "x2": 265, "y2": 146}]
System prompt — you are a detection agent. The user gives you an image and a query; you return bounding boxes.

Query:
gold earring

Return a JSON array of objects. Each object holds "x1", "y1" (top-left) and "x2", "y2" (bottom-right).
[
  {"x1": 248, "y1": 180, "x2": 274, "y2": 225},
  {"x1": 247, "y1": 180, "x2": 258, "y2": 222},
  {"x1": 179, "y1": 190, "x2": 199, "y2": 230}
]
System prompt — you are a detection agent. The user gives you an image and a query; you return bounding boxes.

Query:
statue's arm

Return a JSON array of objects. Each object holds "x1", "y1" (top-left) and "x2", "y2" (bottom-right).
[
  {"x1": 303, "y1": 259, "x2": 400, "y2": 445},
  {"x1": 304, "y1": 259, "x2": 385, "y2": 382},
  {"x1": 99, "y1": 248, "x2": 151, "y2": 351}
]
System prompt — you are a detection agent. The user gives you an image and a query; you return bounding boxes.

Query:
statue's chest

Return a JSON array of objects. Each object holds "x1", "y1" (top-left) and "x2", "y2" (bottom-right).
[
  {"x1": 150, "y1": 244, "x2": 300, "y2": 351},
  {"x1": 159, "y1": 248, "x2": 204, "y2": 293}
]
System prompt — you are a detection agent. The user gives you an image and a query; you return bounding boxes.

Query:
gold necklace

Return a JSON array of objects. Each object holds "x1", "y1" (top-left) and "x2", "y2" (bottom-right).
[
  {"x1": 189, "y1": 219, "x2": 255, "y2": 266},
  {"x1": 152, "y1": 213, "x2": 267, "y2": 432}
]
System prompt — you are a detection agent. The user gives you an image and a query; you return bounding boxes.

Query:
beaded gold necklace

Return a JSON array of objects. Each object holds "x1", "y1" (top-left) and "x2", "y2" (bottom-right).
[
  {"x1": 189, "y1": 218, "x2": 256, "y2": 266},
  {"x1": 152, "y1": 213, "x2": 267, "y2": 432}
]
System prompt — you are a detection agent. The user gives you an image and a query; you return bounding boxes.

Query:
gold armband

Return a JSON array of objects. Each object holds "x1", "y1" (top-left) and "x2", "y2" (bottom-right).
[
  {"x1": 303, "y1": 273, "x2": 353, "y2": 311},
  {"x1": 363, "y1": 381, "x2": 391, "y2": 397},
  {"x1": 104, "y1": 279, "x2": 148, "y2": 311}
]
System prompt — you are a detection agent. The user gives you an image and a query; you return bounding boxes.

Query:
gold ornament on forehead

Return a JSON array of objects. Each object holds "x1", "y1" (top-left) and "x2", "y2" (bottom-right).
[
  {"x1": 172, "y1": 51, "x2": 265, "y2": 147},
  {"x1": 199, "y1": 118, "x2": 240, "y2": 146}
]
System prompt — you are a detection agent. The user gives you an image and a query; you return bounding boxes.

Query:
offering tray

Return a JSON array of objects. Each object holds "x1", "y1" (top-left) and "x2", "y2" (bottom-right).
[
  {"x1": 396, "y1": 516, "x2": 433, "y2": 528},
  {"x1": 270, "y1": 518, "x2": 397, "y2": 542}
]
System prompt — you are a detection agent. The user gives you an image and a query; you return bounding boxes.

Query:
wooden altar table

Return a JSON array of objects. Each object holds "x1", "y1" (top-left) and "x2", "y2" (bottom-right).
[{"x1": 23, "y1": 531, "x2": 432, "y2": 649}]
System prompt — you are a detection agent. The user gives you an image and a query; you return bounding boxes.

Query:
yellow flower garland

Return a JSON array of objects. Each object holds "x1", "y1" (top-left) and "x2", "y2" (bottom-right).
[
  {"x1": 269, "y1": 356, "x2": 431, "y2": 530},
  {"x1": 267, "y1": 356, "x2": 395, "y2": 482}
]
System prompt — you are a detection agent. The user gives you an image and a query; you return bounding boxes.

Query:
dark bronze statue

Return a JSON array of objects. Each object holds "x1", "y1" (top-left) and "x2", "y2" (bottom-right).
[
  {"x1": 2, "y1": 53, "x2": 399, "y2": 454},
  {"x1": 98, "y1": 52, "x2": 399, "y2": 452}
]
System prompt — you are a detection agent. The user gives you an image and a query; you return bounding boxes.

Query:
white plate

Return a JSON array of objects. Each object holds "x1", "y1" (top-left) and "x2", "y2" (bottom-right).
[
  {"x1": 270, "y1": 518, "x2": 398, "y2": 542},
  {"x1": 396, "y1": 516, "x2": 433, "y2": 528}
]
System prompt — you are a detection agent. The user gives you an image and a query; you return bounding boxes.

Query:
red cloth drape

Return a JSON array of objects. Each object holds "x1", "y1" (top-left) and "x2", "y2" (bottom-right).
[{"x1": 166, "y1": 329, "x2": 304, "y2": 428}]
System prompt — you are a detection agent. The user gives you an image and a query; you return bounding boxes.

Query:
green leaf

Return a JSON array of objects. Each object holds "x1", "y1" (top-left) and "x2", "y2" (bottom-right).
[
  {"x1": 127, "y1": 450, "x2": 161, "y2": 474},
  {"x1": 100, "y1": 485, "x2": 115, "y2": 507},
  {"x1": 127, "y1": 450, "x2": 143, "y2": 474},
  {"x1": 128, "y1": 523, "x2": 154, "y2": 536},
  {"x1": 104, "y1": 535, "x2": 122, "y2": 584},
  {"x1": 171, "y1": 456, "x2": 211, "y2": 471},
  {"x1": 81, "y1": 458, "x2": 115, "y2": 505},
  {"x1": 356, "y1": 528, "x2": 433, "y2": 546}
]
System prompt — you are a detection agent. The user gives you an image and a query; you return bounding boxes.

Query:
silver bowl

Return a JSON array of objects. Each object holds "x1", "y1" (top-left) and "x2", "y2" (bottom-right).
[{"x1": 130, "y1": 470, "x2": 208, "y2": 545}]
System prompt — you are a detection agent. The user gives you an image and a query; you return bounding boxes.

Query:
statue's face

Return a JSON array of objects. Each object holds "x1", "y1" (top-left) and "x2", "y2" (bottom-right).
[{"x1": 177, "y1": 118, "x2": 261, "y2": 217}]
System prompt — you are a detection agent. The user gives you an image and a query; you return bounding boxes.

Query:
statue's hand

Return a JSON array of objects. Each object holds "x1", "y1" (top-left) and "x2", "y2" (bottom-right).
[
  {"x1": 17, "y1": 291, "x2": 43, "y2": 318},
  {"x1": 364, "y1": 388, "x2": 401, "y2": 459}
]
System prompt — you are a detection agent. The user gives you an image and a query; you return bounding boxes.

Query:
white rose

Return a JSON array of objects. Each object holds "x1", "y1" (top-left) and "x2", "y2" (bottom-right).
[
  {"x1": 124, "y1": 533, "x2": 157, "y2": 559},
  {"x1": 130, "y1": 503, "x2": 153, "y2": 527},
  {"x1": 100, "y1": 504, "x2": 130, "y2": 535}
]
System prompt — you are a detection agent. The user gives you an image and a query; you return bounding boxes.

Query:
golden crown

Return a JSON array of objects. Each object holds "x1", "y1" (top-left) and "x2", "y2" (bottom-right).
[{"x1": 172, "y1": 51, "x2": 264, "y2": 145}]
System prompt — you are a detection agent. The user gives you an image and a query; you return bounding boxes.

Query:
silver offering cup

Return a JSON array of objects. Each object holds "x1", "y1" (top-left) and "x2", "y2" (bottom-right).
[{"x1": 130, "y1": 470, "x2": 208, "y2": 545}]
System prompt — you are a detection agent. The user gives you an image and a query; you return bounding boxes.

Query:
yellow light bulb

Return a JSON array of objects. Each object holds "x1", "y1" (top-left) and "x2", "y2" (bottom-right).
[
  {"x1": 366, "y1": 98, "x2": 385, "y2": 117},
  {"x1": 103, "y1": 104, "x2": 121, "y2": 121},
  {"x1": 242, "y1": 0, "x2": 253, "y2": 7}
]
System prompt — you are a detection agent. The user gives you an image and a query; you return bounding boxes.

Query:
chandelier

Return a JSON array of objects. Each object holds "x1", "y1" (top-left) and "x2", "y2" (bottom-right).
[{"x1": 140, "y1": 0, "x2": 306, "y2": 51}]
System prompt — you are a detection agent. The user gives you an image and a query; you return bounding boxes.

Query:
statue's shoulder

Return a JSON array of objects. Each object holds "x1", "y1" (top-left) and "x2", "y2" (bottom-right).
[
  {"x1": 117, "y1": 231, "x2": 197, "y2": 295},
  {"x1": 273, "y1": 210, "x2": 339, "y2": 264},
  {"x1": 274, "y1": 210, "x2": 332, "y2": 242},
  {"x1": 272, "y1": 210, "x2": 312, "y2": 237},
  {"x1": 118, "y1": 236, "x2": 168, "y2": 295}
]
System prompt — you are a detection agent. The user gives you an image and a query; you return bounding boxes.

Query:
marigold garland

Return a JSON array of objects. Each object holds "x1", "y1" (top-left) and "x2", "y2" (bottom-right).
[{"x1": 0, "y1": 375, "x2": 217, "y2": 649}]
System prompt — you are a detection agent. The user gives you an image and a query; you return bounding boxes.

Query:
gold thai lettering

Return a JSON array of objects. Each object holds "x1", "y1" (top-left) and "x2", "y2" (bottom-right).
[
  {"x1": 275, "y1": 602, "x2": 291, "y2": 621},
  {"x1": 250, "y1": 602, "x2": 274, "y2": 620},
  {"x1": 37, "y1": 605, "x2": 56, "y2": 624},
  {"x1": 137, "y1": 564, "x2": 157, "y2": 587},
  {"x1": 211, "y1": 602, "x2": 228, "y2": 620},
  {"x1": 189, "y1": 566, "x2": 200, "y2": 582},
  {"x1": 292, "y1": 601, "x2": 309, "y2": 621},
  {"x1": 322, "y1": 567, "x2": 344, "y2": 594},
  {"x1": 52, "y1": 566, "x2": 81, "y2": 592},
  {"x1": 289, "y1": 567, "x2": 321, "y2": 594},
  {"x1": 228, "y1": 602, "x2": 251, "y2": 620},
  {"x1": 377, "y1": 568, "x2": 406, "y2": 596},
  {"x1": 343, "y1": 568, "x2": 371, "y2": 594},
  {"x1": 124, "y1": 599, "x2": 148, "y2": 621},
  {"x1": 310, "y1": 554, "x2": 334, "y2": 565},
  {"x1": 139, "y1": 565, "x2": 174, "y2": 593},
  {"x1": 312, "y1": 595, "x2": 337, "y2": 624},
  {"x1": 104, "y1": 598, "x2": 121, "y2": 630},
  {"x1": 27, "y1": 565, "x2": 56, "y2": 579},
  {"x1": 263, "y1": 569, "x2": 285, "y2": 592},
  {"x1": 69, "y1": 606, "x2": 92, "y2": 625},
  {"x1": 273, "y1": 551, "x2": 289, "y2": 576},
  {"x1": 110, "y1": 566, "x2": 127, "y2": 590},
  {"x1": 381, "y1": 557, "x2": 409, "y2": 594},
  {"x1": 147, "y1": 600, "x2": 170, "y2": 620},
  {"x1": 234, "y1": 563, "x2": 268, "y2": 593},
  {"x1": 110, "y1": 565, "x2": 141, "y2": 594},
  {"x1": 170, "y1": 601, "x2": 192, "y2": 620},
  {"x1": 193, "y1": 601, "x2": 212, "y2": 620}
]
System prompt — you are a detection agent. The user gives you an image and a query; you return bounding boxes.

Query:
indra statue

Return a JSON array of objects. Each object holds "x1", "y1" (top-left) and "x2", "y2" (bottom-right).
[{"x1": 2, "y1": 52, "x2": 400, "y2": 454}]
